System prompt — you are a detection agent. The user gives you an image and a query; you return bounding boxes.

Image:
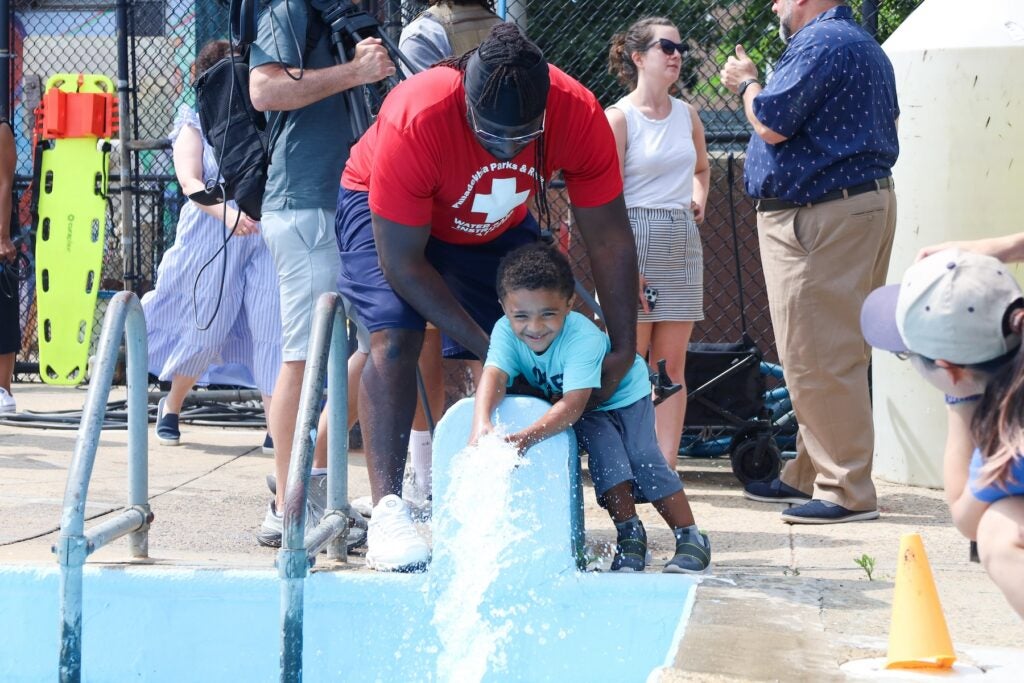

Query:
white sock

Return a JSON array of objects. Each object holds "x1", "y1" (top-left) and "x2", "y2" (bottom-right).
[
  {"x1": 310, "y1": 468, "x2": 327, "y2": 477},
  {"x1": 409, "y1": 430, "x2": 432, "y2": 489}
]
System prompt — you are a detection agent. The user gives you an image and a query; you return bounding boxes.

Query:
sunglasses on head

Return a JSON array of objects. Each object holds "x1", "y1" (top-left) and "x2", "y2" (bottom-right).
[{"x1": 647, "y1": 37, "x2": 687, "y2": 56}]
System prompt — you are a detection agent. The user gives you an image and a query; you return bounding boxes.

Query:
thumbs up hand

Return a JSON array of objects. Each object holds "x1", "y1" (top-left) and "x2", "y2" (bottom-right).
[{"x1": 720, "y1": 44, "x2": 759, "y2": 94}]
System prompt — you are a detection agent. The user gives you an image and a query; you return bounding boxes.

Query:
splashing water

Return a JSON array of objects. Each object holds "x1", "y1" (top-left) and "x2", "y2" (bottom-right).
[{"x1": 431, "y1": 432, "x2": 530, "y2": 682}]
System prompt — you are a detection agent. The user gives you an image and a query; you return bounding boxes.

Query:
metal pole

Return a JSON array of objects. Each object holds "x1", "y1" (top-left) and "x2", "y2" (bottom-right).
[
  {"x1": 279, "y1": 293, "x2": 349, "y2": 681},
  {"x1": 58, "y1": 563, "x2": 83, "y2": 683},
  {"x1": 115, "y1": 0, "x2": 135, "y2": 291},
  {"x1": 58, "y1": 297, "x2": 125, "y2": 683},
  {"x1": 124, "y1": 294, "x2": 151, "y2": 557},
  {"x1": 280, "y1": 578, "x2": 305, "y2": 683},
  {"x1": 326, "y1": 305, "x2": 350, "y2": 560},
  {"x1": 57, "y1": 292, "x2": 149, "y2": 683}
]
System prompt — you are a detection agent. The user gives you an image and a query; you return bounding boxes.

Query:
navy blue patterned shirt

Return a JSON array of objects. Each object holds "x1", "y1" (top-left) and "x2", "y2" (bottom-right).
[{"x1": 744, "y1": 5, "x2": 899, "y2": 203}]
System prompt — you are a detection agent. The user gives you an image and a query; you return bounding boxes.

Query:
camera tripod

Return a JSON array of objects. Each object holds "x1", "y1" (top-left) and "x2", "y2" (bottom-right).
[{"x1": 310, "y1": 0, "x2": 418, "y2": 136}]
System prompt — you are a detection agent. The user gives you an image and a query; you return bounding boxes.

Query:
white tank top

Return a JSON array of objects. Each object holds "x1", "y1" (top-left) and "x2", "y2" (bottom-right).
[{"x1": 610, "y1": 96, "x2": 696, "y2": 210}]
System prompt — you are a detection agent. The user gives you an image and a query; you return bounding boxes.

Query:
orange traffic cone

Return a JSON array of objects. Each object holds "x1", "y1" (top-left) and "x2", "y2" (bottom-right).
[{"x1": 885, "y1": 533, "x2": 956, "y2": 669}]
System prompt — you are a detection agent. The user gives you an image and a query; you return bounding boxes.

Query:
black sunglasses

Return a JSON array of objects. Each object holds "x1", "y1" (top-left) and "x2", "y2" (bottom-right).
[{"x1": 647, "y1": 38, "x2": 687, "y2": 56}]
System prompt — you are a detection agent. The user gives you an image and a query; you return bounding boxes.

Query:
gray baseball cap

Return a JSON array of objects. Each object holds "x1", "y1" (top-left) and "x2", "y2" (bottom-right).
[{"x1": 860, "y1": 248, "x2": 1023, "y2": 364}]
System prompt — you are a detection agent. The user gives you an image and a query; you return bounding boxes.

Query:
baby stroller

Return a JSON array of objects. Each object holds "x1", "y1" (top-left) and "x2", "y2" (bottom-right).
[
  {"x1": 677, "y1": 154, "x2": 797, "y2": 484},
  {"x1": 680, "y1": 340, "x2": 796, "y2": 483}
]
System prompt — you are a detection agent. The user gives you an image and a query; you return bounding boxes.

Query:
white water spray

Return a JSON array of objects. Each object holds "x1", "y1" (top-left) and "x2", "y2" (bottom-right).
[{"x1": 431, "y1": 431, "x2": 531, "y2": 682}]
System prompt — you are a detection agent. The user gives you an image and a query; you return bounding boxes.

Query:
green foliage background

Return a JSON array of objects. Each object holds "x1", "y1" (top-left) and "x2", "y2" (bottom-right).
[{"x1": 521, "y1": 1, "x2": 924, "y2": 108}]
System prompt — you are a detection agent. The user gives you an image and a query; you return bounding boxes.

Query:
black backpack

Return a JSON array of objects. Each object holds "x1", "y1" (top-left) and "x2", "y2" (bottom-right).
[
  {"x1": 193, "y1": 54, "x2": 267, "y2": 219},
  {"x1": 192, "y1": 3, "x2": 323, "y2": 220}
]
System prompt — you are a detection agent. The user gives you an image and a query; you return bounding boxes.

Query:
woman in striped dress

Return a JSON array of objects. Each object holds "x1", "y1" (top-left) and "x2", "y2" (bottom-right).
[
  {"x1": 607, "y1": 17, "x2": 710, "y2": 470},
  {"x1": 142, "y1": 40, "x2": 282, "y2": 446}
]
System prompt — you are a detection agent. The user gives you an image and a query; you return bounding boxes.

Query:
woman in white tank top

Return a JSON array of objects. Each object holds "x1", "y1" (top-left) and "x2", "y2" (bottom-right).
[{"x1": 607, "y1": 17, "x2": 711, "y2": 471}]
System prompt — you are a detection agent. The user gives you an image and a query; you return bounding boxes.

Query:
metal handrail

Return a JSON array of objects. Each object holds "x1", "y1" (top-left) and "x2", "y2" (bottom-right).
[
  {"x1": 55, "y1": 291, "x2": 153, "y2": 683},
  {"x1": 278, "y1": 292, "x2": 352, "y2": 683}
]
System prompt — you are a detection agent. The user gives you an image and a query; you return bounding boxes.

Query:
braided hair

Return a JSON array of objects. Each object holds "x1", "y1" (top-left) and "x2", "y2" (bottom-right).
[
  {"x1": 438, "y1": 22, "x2": 547, "y2": 122},
  {"x1": 439, "y1": 23, "x2": 554, "y2": 239}
]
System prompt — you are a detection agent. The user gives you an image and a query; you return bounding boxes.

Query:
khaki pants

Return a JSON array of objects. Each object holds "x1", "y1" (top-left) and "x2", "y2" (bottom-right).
[{"x1": 757, "y1": 187, "x2": 896, "y2": 511}]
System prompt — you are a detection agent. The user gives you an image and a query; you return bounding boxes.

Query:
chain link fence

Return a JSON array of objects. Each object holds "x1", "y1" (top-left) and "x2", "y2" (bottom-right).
[{"x1": 9, "y1": 1, "x2": 920, "y2": 398}]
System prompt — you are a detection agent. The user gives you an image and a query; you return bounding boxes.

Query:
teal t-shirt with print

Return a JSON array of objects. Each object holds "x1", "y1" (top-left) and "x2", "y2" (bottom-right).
[{"x1": 485, "y1": 311, "x2": 650, "y2": 411}]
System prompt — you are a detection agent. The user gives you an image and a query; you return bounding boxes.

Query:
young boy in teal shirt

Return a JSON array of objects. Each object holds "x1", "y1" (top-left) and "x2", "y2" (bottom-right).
[{"x1": 471, "y1": 243, "x2": 710, "y2": 573}]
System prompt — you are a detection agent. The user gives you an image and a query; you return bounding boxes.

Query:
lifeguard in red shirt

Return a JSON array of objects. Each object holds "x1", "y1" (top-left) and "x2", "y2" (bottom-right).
[{"x1": 335, "y1": 23, "x2": 641, "y2": 572}]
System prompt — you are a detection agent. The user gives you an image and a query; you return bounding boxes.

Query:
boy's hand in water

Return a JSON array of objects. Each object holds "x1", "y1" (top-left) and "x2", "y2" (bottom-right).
[
  {"x1": 469, "y1": 420, "x2": 494, "y2": 446},
  {"x1": 505, "y1": 432, "x2": 531, "y2": 456}
]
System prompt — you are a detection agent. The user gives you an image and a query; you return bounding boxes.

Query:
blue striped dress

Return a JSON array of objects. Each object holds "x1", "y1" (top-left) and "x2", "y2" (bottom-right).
[{"x1": 141, "y1": 107, "x2": 282, "y2": 395}]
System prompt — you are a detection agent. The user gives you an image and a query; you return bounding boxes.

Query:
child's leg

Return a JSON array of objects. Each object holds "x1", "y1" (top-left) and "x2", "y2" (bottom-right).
[
  {"x1": 652, "y1": 490, "x2": 696, "y2": 529},
  {"x1": 601, "y1": 482, "x2": 647, "y2": 572},
  {"x1": 976, "y1": 496, "x2": 1024, "y2": 618},
  {"x1": 575, "y1": 409, "x2": 647, "y2": 572},
  {"x1": 601, "y1": 481, "x2": 639, "y2": 523},
  {"x1": 653, "y1": 491, "x2": 710, "y2": 574}
]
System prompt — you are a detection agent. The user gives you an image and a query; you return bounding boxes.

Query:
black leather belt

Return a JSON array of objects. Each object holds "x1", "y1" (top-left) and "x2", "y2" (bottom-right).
[{"x1": 756, "y1": 176, "x2": 893, "y2": 212}]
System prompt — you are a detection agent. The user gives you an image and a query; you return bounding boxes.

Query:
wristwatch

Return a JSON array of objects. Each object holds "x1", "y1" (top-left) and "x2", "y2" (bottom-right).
[{"x1": 737, "y1": 78, "x2": 760, "y2": 98}]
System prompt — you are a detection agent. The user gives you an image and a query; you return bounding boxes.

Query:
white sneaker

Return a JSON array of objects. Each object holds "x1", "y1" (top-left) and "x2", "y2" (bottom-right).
[
  {"x1": 256, "y1": 498, "x2": 324, "y2": 548},
  {"x1": 0, "y1": 387, "x2": 14, "y2": 414},
  {"x1": 263, "y1": 474, "x2": 366, "y2": 550},
  {"x1": 365, "y1": 494, "x2": 430, "y2": 572},
  {"x1": 350, "y1": 467, "x2": 432, "y2": 521}
]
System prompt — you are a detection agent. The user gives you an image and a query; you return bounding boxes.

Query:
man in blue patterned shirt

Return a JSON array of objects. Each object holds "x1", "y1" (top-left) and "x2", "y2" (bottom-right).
[{"x1": 720, "y1": 1, "x2": 898, "y2": 524}]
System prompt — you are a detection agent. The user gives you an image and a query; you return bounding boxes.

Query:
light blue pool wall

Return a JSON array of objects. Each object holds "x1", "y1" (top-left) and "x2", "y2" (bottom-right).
[
  {"x1": 1, "y1": 566, "x2": 693, "y2": 682},
  {"x1": 431, "y1": 396, "x2": 586, "y2": 579},
  {"x1": 1, "y1": 395, "x2": 696, "y2": 682}
]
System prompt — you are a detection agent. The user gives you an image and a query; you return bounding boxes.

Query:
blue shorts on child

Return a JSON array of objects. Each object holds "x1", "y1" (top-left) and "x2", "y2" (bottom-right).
[{"x1": 574, "y1": 395, "x2": 684, "y2": 504}]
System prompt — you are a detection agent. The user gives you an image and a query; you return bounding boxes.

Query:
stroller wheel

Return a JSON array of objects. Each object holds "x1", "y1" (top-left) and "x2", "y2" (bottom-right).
[{"x1": 730, "y1": 436, "x2": 781, "y2": 484}]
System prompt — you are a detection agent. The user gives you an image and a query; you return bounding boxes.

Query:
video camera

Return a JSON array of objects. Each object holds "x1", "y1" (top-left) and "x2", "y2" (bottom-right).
[
  {"x1": 311, "y1": 0, "x2": 392, "y2": 61},
  {"x1": 309, "y1": 0, "x2": 415, "y2": 132},
  {"x1": 226, "y1": 0, "x2": 413, "y2": 135}
]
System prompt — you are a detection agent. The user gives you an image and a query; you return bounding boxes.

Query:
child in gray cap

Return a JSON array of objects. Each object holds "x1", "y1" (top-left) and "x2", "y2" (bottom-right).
[{"x1": 861, "y1": 249, "x2": 1024, "y2": 617}]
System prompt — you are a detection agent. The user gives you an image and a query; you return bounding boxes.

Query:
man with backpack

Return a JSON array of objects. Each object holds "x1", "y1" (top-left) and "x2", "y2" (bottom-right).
[{"x1": 249, "y1": 0, "x2": 394, "y2": 547}]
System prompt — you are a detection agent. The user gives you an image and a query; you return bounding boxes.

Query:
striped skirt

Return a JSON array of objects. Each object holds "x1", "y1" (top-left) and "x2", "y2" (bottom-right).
[
  {"x1": 141, "y1": 202, "x2": 282, "y2": 396},
  {"x1": 628, "y1": 206, "x2": 704, "y2": 322}
]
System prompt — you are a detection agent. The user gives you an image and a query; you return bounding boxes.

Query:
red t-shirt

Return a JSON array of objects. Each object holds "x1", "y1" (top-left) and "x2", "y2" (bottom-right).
[{"x1": 341, "y1": 65, "x2": 622, "y2": 245}]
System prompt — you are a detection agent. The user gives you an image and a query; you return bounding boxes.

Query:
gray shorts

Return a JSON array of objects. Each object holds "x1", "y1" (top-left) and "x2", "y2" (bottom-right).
[
  {"x1": 573, "y1": 396, "x2": 684, "y2": 503},
  {"x1": 262, "y1": 208, "x2": 369, "y2": 361}
]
